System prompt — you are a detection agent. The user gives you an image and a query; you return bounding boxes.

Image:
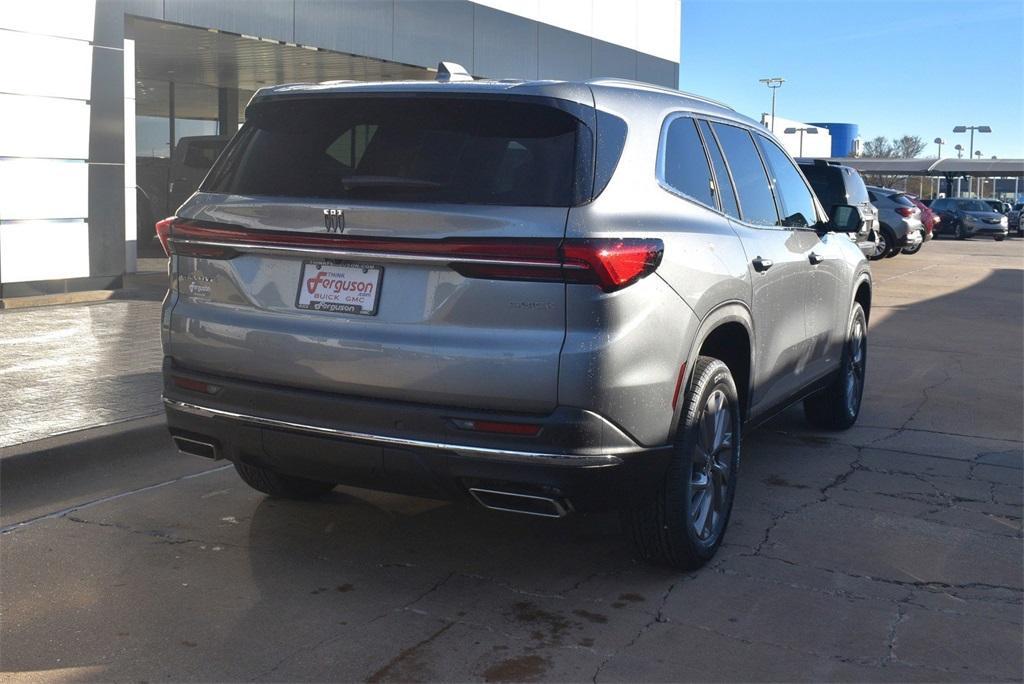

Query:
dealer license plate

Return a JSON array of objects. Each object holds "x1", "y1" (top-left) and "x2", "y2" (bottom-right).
[{"x1": 295, "y1": 261, "x2": 383, "y2": 315}]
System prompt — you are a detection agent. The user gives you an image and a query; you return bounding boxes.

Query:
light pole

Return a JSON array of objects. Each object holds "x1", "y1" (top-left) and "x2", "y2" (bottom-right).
[
  {"x1": 759, "y1": 77, "x2": 785, "y2": 133},
  {"x1": 953, "y1": 145, "x2": 964, "y2": 196},
  {"x1": 933, "y1": 138, "x2": 945, "y2": 196},
  {"x1": 953, "y1": 124, "x2": 991, "y2": 158},
  {"x1": 784, "y1": 126, "x2": 818, "y2": 157},
  {"x1": 954, "y1": 125, "x2": 990, "y2": 197}
]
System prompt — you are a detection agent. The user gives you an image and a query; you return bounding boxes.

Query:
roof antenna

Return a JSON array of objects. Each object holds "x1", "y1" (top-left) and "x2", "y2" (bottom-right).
[{"x1": 436, "y1": 61, "x2": 473, "y2": 82}]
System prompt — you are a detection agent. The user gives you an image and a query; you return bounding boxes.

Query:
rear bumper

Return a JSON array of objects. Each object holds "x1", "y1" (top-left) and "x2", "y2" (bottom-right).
[{"x1": 162, "y1": 361, "x2": 673, "y2": 511}]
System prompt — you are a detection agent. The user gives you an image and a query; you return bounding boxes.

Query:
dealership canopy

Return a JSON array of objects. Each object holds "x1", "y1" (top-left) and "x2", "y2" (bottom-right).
[{"x1": 821, "y1": 158, "x2": 1024, "y2": 177}]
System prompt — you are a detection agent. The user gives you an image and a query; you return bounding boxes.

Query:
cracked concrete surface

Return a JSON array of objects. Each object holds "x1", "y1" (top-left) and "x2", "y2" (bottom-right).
[{"x1": 1, "y1": 239, "x2": 1021, "y2": 681}]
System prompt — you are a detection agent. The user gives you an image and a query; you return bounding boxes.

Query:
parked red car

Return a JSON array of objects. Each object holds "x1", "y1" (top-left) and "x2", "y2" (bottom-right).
[{"x1": 904, "y1": 195, "x2": 939, "y2": 254}]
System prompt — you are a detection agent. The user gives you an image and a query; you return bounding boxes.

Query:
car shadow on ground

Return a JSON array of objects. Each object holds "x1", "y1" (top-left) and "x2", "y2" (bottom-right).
[{"x1": 1, "y1": 267, "x2": 1021, "y2": 681}]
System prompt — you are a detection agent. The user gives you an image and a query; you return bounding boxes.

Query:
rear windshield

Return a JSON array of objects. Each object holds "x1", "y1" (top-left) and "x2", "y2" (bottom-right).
[
  {"x1": 801, "y1": 165, "x2": 869, "y2": 209},
  {"x1": 204, "y1": 96, "x2": 590, "y2": 207},
  {"x1": 957, "y1": 200, "x2": 992, "y2": 212},
  {"x1": 889, "y1": 192, "x2": 916, "y2": 207}
]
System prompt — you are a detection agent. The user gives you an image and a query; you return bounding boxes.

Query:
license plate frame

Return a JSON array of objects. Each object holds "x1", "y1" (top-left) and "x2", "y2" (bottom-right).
[{"x1": 294, "y1": 261, "x2": 383, "y2": 316}]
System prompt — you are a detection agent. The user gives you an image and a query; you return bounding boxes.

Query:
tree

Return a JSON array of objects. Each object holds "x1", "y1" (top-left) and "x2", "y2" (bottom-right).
[{"x1": 861, "y1": 134, "x2": 927, "y2": 189}]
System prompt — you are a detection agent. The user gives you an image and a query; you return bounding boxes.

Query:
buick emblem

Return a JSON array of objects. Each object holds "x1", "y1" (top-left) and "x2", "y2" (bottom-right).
[{"x1": 323, "y1": 209, "x2": 345, "y2": 233}]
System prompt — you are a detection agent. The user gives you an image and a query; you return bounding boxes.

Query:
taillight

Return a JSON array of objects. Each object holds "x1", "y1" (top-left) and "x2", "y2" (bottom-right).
[
  {"x1": 160, "y1": 219, "x2": 663, "y2": 292},
  {"x1": 895, "y1": 207, "x2": 914, "y2": 218},
  {"x1": 155, "y1": 217, "x2": 174, "y2": 256},
  {"x1": 562, "y1": 239, "x2": 664, "y2": 291}
]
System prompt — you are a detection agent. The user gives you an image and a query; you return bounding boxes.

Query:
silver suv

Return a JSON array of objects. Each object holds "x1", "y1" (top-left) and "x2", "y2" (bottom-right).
[{"x1": 159, "y1": 73, "x2": 872, "y2": 569}]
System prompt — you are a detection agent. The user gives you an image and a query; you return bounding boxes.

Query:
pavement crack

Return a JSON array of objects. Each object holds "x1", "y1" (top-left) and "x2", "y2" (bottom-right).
[
  {"x1": 64, "y1": 514, "x2": 240, "y2": 548},
  {"x1": 590, "y1": 579, "x2": 682, "y2": 683},
  {"x1": 365, "y1": 620, "x2": 454, "y2": 683},
  {"x1": 0, "y1": 464, "x2": 232, "y2": 534}
]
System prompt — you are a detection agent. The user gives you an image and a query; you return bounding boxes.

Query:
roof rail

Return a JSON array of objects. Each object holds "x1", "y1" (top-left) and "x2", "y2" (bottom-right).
[{"x1": 586, "y1": 78, "x2": 735, "y2": 111}]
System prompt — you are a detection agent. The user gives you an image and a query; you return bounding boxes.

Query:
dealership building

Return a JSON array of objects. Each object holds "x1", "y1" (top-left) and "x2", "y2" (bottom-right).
[{"x1": 0, "y1": 0, "x2": 681, "y2": 300}]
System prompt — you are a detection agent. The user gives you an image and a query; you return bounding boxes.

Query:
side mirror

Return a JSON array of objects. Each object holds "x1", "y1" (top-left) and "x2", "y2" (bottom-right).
[{"x1": 830, "y1": 204, "x2": 864, "y2": 233}]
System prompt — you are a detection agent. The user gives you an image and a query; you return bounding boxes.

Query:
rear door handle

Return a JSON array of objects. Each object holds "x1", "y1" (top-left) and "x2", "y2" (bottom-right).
[
  {"x1": 808, "y1": 252, "x2": 825, "y2": 265},
  {"x1": 752, "y1": 256, "x2": 774, "y2": 272}
]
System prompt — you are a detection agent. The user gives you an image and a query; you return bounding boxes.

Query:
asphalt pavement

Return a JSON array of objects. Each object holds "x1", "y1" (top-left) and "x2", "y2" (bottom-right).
[{"x1": 1, "y1": 238, "x2": 1021, "y2": 682}]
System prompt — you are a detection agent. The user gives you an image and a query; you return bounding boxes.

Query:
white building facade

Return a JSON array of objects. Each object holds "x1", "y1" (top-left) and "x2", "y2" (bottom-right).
[{"x1": 0, "y1": 0, "x2": 681, "y2": 300}]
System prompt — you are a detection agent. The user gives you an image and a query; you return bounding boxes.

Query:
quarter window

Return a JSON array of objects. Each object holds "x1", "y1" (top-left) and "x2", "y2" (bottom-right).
[
  {"x1": 757, "y1": 137, "x2": 819, "y2": 228},
  {"x1": 662, "y1": 116, "x2": 715, "y2": 208},
  {"x1": 698, "y1": 120, "x2": 740, "y2": 219},
  {"x1": 712, "y1": 123, "x2": 779, "y2": 227}
]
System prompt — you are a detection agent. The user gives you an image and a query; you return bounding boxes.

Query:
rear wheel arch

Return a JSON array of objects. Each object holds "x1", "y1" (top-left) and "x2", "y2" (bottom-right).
[{"x1": 682, "y1": 304, "x2": 753, "y2": 425}]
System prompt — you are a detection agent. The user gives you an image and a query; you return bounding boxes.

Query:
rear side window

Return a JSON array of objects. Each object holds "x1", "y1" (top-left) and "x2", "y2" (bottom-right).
[
  {"x1": 698, "y1": 119, "x2": 740, "y2": 219},
  {"x1": 931, "y1": 199, "x2": 949, "y2": 210},
  {"x1": 756, "y1": 137, "x2": 818, "y2": 228},
  {"x1": 661, "y1": 116, "x2": 715, "y2": 208},
  {"x1": 890, "y1": 193, "x2": 916, "y2": 208},
  {"x1": 712, "y1": 123, "x2": 779, "y2": 227},
  {"x1": 205, "y1": 97, "x2": 590, "y2": 206}
]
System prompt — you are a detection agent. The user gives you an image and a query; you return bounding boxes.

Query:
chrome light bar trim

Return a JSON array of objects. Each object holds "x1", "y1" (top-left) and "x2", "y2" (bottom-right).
[
  {"x1": 163, "y1": 398, "x2": 625, "y2": 467},
  {"x1": 167, "y1": 238, "x2": 588, "y2": 270}
]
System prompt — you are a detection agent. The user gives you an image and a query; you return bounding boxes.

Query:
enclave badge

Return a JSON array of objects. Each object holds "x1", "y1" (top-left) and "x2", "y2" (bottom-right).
[{"x1": 323, "y1": 209, "x2": 345, "y2": 233}]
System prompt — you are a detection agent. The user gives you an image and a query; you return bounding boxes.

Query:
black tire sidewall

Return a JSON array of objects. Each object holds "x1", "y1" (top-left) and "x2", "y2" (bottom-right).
[
  {"x1": 841, "y1": 303, "x2": 868, "y2": 424},
  {"x1": 666, "y1": 359, "x2": 741, "y2": 560}
]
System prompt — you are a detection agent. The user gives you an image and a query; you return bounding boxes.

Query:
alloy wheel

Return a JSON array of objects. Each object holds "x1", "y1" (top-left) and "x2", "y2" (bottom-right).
[
  {"x1": 844, "y1": 317, "x2": 866, "y2": 416},
  {"x1": 873, "y1": 232, "x2": 888, "y2": 258},
  {"x1": 689, "y1": 389, "x2": 733, "y2": 541}
]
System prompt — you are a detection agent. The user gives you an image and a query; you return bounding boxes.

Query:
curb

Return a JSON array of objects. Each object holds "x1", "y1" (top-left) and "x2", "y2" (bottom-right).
[
  {"x1": 0, "y1": 414, "x2": 167, "y2": 461},
  {"x1": 0, "y1": 290, "x2": 117, "y2": 310}
]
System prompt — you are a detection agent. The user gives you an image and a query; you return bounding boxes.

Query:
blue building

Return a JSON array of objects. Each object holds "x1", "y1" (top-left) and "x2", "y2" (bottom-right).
[{"x1": 809, "y1": 122, "x2": 860, "y2": 158}]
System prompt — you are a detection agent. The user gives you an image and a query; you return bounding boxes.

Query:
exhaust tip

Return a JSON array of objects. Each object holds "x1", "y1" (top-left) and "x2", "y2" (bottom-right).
[
  {"x1": 468, "y1": 487, "x2": 571, "y2": 518},
  {"x1": 172, "y1": 435, "x2": 220, "y2": 460}
]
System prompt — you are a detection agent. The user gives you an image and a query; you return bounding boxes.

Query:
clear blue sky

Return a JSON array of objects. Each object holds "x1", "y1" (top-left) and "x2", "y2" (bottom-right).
[{"x1": 680, "y1": 0, "x2": 1024, "y2": 159}]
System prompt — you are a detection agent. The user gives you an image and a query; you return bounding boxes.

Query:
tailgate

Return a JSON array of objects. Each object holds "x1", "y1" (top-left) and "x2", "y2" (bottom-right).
[{"x1": 164, "y1": 94, "x2": 594, "y2": 413}]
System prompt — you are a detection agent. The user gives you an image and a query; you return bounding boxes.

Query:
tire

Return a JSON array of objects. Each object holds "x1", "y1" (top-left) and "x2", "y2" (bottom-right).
[
  {"x1": 869, "y1": 227, "x2": 892, "y2": 261},
  {"x1": 954, "y1": 222, "x2": 966, "y2": 240},
  {"x1": 994, "y1": 235, "x2": 1005, "y2": 242},
  {"x1": 901, "y1": 241, "x2": 922, "y2": 255},
  {"x1": 233, "y1": 461, "x2": 336, "y2": 499},
  {"x1": 804, "y1": 303, "x2": 867, "y2": 431},
  {"x1": 624, "y1": 356, "x2": 741, "y2": 570}
]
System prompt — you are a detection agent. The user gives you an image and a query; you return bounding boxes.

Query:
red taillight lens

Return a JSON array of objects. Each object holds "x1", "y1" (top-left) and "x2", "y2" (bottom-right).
[
  {"x1": 895, "y1": 207, "x2": 914, "y2": 218},
  {"x1": 452, "y1": 419, "x2": 542, "y2": 436},
  {"x1": 155, "y1": 217, "x2": 174, "y2": 257},
  {"x1": 172, "y1": 376, "x2": 220, "y2": 394},
  {"x1": 161, "y1": 219, "x2": 663, "y2": 292},
  {"x1": 562, "y1": 239, "x2": 664, "y2": 291}
]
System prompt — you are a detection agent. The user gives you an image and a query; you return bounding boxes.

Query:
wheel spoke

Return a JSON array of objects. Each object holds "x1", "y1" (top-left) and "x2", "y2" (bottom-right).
[
  {"x1": 693, "y1": 488, "x2": 712, "y2": 532},
  {"x1": 691, "y1": 470, "x2": 710, "y2": 492},
  {"x1": 711, "y1": 458, "x2": 730, "y2": 481},
  {"x1": 693, "y1": 442, "x2": 711, "y2": 467}
]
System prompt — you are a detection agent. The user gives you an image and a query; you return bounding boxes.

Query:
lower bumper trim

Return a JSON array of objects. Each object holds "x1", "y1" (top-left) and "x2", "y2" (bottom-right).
[{"x1": 163, "y1": 397, "x2": 630, "y2": 467}]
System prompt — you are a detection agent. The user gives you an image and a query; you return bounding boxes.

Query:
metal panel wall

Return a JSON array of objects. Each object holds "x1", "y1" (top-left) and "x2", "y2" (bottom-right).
[
  {"x1": 0, "y1": 2, "x2": 96, "y2": 288},
  {"x1": 295, "y1": 0, "x2": 395, "y2": 63},
  {"x1": 637, "y1": 53, "x2": 677, "y2": 89},
  {"x1": 592, "y1": 39, "x2": 637, "y2": 80},
  {"x1": 163, "y1": 0, "x2": 295, "y2": 43},
  {"x1": 472, "y1": 5, "x2": 538, "y2": 79},
  {"x1": 537, "y1": 24, "x2": 591, "y2": 82},
  {"x1": 393, "y1": 0, "x2": 475, "y2": 73}
]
